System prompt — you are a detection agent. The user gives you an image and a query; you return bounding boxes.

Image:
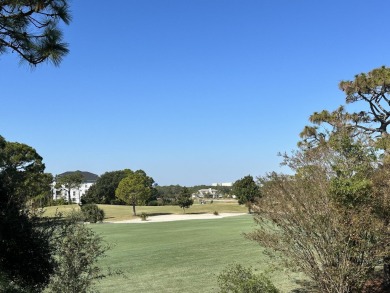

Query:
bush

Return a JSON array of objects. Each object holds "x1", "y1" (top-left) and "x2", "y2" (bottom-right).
[
  {"x1": 139, "y1": 212, "x2": 148, "y2": 221},
  {"x1": 218, "y1": 264, "x2": 279, "y2": 293},
  {"x1": 81, "y1": 204, "x2": 105, "y2": 223},
  {"x1": 214, "y1": 210, "x2": 219, "y2": 216}
]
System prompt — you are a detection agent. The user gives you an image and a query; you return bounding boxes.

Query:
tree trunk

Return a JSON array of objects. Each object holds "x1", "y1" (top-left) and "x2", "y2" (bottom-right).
[
  {"x1": 132, "y1": 203, "x2": 136, "y2": 216},
  {"x1": 67, "y1": 189, "x2": 71, "y2": 204}
]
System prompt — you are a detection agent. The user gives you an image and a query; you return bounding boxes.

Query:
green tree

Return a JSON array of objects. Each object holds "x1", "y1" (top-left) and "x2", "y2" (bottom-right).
[
  {"x1": 155, "y1": 184, "x2": 184, "y2": 205},
  {"x1": 83, "y1": 169, "x2": 132, "y2": 204},
  {"x1": 0, "y1": 136, "x2": 55, "y2": 292},
  {"x1": 0, "y1": 0, "x2": 71, "y2": 66},
  {"x1": 300, "y1": 67, "x2": 390, "y2": 288},
  {"x1": 115, "y1": 171, "x2": 153, "y2": 216},
  {"x1": 177, "y1": 187, "x2": 193, "y2": 213},
  {"x1": 232, "y1": 175, "x2": 260, "y2": 213},
  {"x1": 250, "y1": 142, "x2": 388, "y2": 292},
  {"x1": 56, "y1": 171, "x2": 84, "y2": 203}
]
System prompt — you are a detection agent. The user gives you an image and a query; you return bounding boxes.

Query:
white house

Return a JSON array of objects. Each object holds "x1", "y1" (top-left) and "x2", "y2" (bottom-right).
[
  {"x1": 192, "y1": 188, "x2": 221, "y2": 199},
  {"x1": 52, "y1": 171, "x2": 99, "y2": 204}
]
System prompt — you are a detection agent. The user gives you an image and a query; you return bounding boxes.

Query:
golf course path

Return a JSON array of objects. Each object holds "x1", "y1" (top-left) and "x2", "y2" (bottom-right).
[{"x1": 106, "y1": 213, "x2": 247, "y2": 223}]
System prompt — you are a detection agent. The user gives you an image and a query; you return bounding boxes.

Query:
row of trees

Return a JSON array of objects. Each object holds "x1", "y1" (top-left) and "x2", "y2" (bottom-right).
[{"x1": 237, "y1": 66, "x2": 390, "y2": 292}]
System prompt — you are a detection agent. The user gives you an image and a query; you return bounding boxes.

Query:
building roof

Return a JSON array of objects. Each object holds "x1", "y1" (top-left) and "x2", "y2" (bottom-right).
[{"x1": 57, "y1": 171, "x2": 99, "y2": 183}]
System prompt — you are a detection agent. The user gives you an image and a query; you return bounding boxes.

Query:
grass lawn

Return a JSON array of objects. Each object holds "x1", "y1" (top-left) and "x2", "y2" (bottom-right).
[
  {"x1": 91, "y1": 215, "x2": 300, "y2": 293},
  {"x1": 43, "y1": 201, "x2": 248, "y2": 221}
]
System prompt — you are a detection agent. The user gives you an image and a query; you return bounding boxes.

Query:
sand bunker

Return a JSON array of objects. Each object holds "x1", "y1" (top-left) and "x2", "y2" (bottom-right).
[{"x1": 106, "y1": 213, "x2": 247, "y2": 224}]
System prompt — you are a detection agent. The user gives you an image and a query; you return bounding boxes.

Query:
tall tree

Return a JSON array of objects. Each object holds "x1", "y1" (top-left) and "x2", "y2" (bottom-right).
[
  {"x1": 250, "y1": 135, "x2": 388, "y2": 293},
  {"x1": 0, "y1": 136, "x2": 55, "y2": 292},
  {"x1": 232, "y1": 175, "x2": 260, "y2": 213},
  {"x1": 56, "y1": 171, "x2": 83, "y2": 203},
  {"x1": 115, "y1": 170, "x2": 154, "y2": 216},
  {"x1": 0, "y1": 0, "x2": 71, "y2": 66}
]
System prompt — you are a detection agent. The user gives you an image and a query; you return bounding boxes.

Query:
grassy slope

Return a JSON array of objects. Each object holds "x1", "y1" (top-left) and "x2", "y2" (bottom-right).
[{"x1": 92, "y1": 215, "x2": 298, "y2": 293}]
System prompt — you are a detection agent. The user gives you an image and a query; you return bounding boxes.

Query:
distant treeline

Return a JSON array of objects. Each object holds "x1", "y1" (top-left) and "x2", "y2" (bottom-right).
[{"x1": 80, "y1": 170, "x2": 232, "y2": 206}]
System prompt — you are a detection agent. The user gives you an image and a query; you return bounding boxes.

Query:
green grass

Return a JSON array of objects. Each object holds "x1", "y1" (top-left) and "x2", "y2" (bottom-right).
[
  {"x1": 91, "y1": 215, "x2": 299, "y2": 293},
  {"x1": 43, "y1": 201, "x2": 247, "y2": 221}
]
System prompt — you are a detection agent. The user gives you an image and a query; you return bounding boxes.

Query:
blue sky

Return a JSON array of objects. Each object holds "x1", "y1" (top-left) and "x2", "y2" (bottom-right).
[{"x1": 2, "y1": 0, "x2": 390, "y2": 186}]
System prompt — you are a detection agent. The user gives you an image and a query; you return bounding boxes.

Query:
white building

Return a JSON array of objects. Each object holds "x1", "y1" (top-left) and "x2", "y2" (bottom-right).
[
  {"x1": 52, "y1": 171, "x2": 98, "y2": 204},
  {"x1": 192, "y1": 188, "x2": 221, "y2": 199}
]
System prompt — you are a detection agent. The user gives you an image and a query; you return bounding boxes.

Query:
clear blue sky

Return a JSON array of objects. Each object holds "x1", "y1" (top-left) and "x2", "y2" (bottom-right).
[{"x1": 2, "y1": 0, "x2": 390, "y2": 186}]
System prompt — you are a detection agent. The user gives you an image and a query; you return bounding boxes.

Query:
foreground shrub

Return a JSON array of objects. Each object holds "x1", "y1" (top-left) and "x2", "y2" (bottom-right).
[
  {"x1": 81, "y1": 204, "x2": 105, "y2": 223},
  {"x1": 46, "y1": 217, "x2": 110, "y2": 293},
  {"x1": 218, "y1": 264, "x2": 279, "y2": 293}
]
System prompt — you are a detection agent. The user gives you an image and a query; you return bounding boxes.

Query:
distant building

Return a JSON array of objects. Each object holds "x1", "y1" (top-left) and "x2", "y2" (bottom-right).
[
  {"x1": 211, "y1": 182, "x2": 233, "y2": 187},
  {"x1": 192, "y1": 188, "x2": 221, "y2": 199},
  {"x1": 52, "y1": 171, "x2": 99, "y2": 204}
]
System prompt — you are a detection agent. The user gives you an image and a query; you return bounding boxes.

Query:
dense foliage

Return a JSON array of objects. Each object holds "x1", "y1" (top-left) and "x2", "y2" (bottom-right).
[
  {"x1": 0, "y1": 136, "x2": 55, "y2": 292},
  {"x1": 81, "y1": 204, "x2": 105, "y2": 223},
  {"x1": 177, "y1": 187, "x2": 193, "y2": 213},
  {"x1": 115, "y1": 170, "x2": 156, "y2": 215},
  {"x1": 232, "y1": 175, "x2": 260, "y2": 213},
  {"x1": 83, "y1": 170, "x2": 131, "y2": 204}
]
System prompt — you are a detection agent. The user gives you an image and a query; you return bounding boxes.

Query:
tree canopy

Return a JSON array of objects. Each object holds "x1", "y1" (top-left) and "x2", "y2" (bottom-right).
[
  {"x1": 232, "y1": 175, "x2": 260, "y2": 212},
  {"x1": 115, "y1": 170, "x2": 155, "y2": 216},
  {"x1": 0, "y1": 136, "x2": 55, "y2": 292},
  {"x1": 83, "y1": 169, "x2": 132, "y2": 204},
  {"x1": 0, "y1": 0, "x2": 71, "y2": 66},
  {"x1": 177, "y1": 187, "x2": 193, "y2": 213}
]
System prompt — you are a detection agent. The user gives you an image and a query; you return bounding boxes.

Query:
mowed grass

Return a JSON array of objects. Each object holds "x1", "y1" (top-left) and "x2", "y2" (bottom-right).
[
  {"x1": 43, "y1": 201, "x2": 247, "y2": 221},
  {"x1": 91, "y1": 215, "x2": 299, "y2": 293}
]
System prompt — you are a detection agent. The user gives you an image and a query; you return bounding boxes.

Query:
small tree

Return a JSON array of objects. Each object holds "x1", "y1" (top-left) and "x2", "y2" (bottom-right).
[
  {"x1": 115, "y1": 171, "x2": 152, "y2": 216},
  {"x1": 232, "y1": 175, "x2": 260, "y2": 213},
  {"x1": 177, "y1": 187, "x2": 193, "y2": 213}
]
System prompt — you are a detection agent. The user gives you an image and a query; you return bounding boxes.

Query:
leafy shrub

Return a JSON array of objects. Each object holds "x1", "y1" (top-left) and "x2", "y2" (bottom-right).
[
  {"x1": 214, "y1": 210, "x2": 219, "y2": 216},
  {"x1": 139, "y1": 212, "x2": 148, "y2": 221},
  {"x1": 81, "y1": 204, "x2": 105, "y2": 223},
  {"x1": 47, "y1": 216, "x2": 110, "y2": 293},
  {"x1": 218, "y1": 264, "x2": 279, "y2": 293}
]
